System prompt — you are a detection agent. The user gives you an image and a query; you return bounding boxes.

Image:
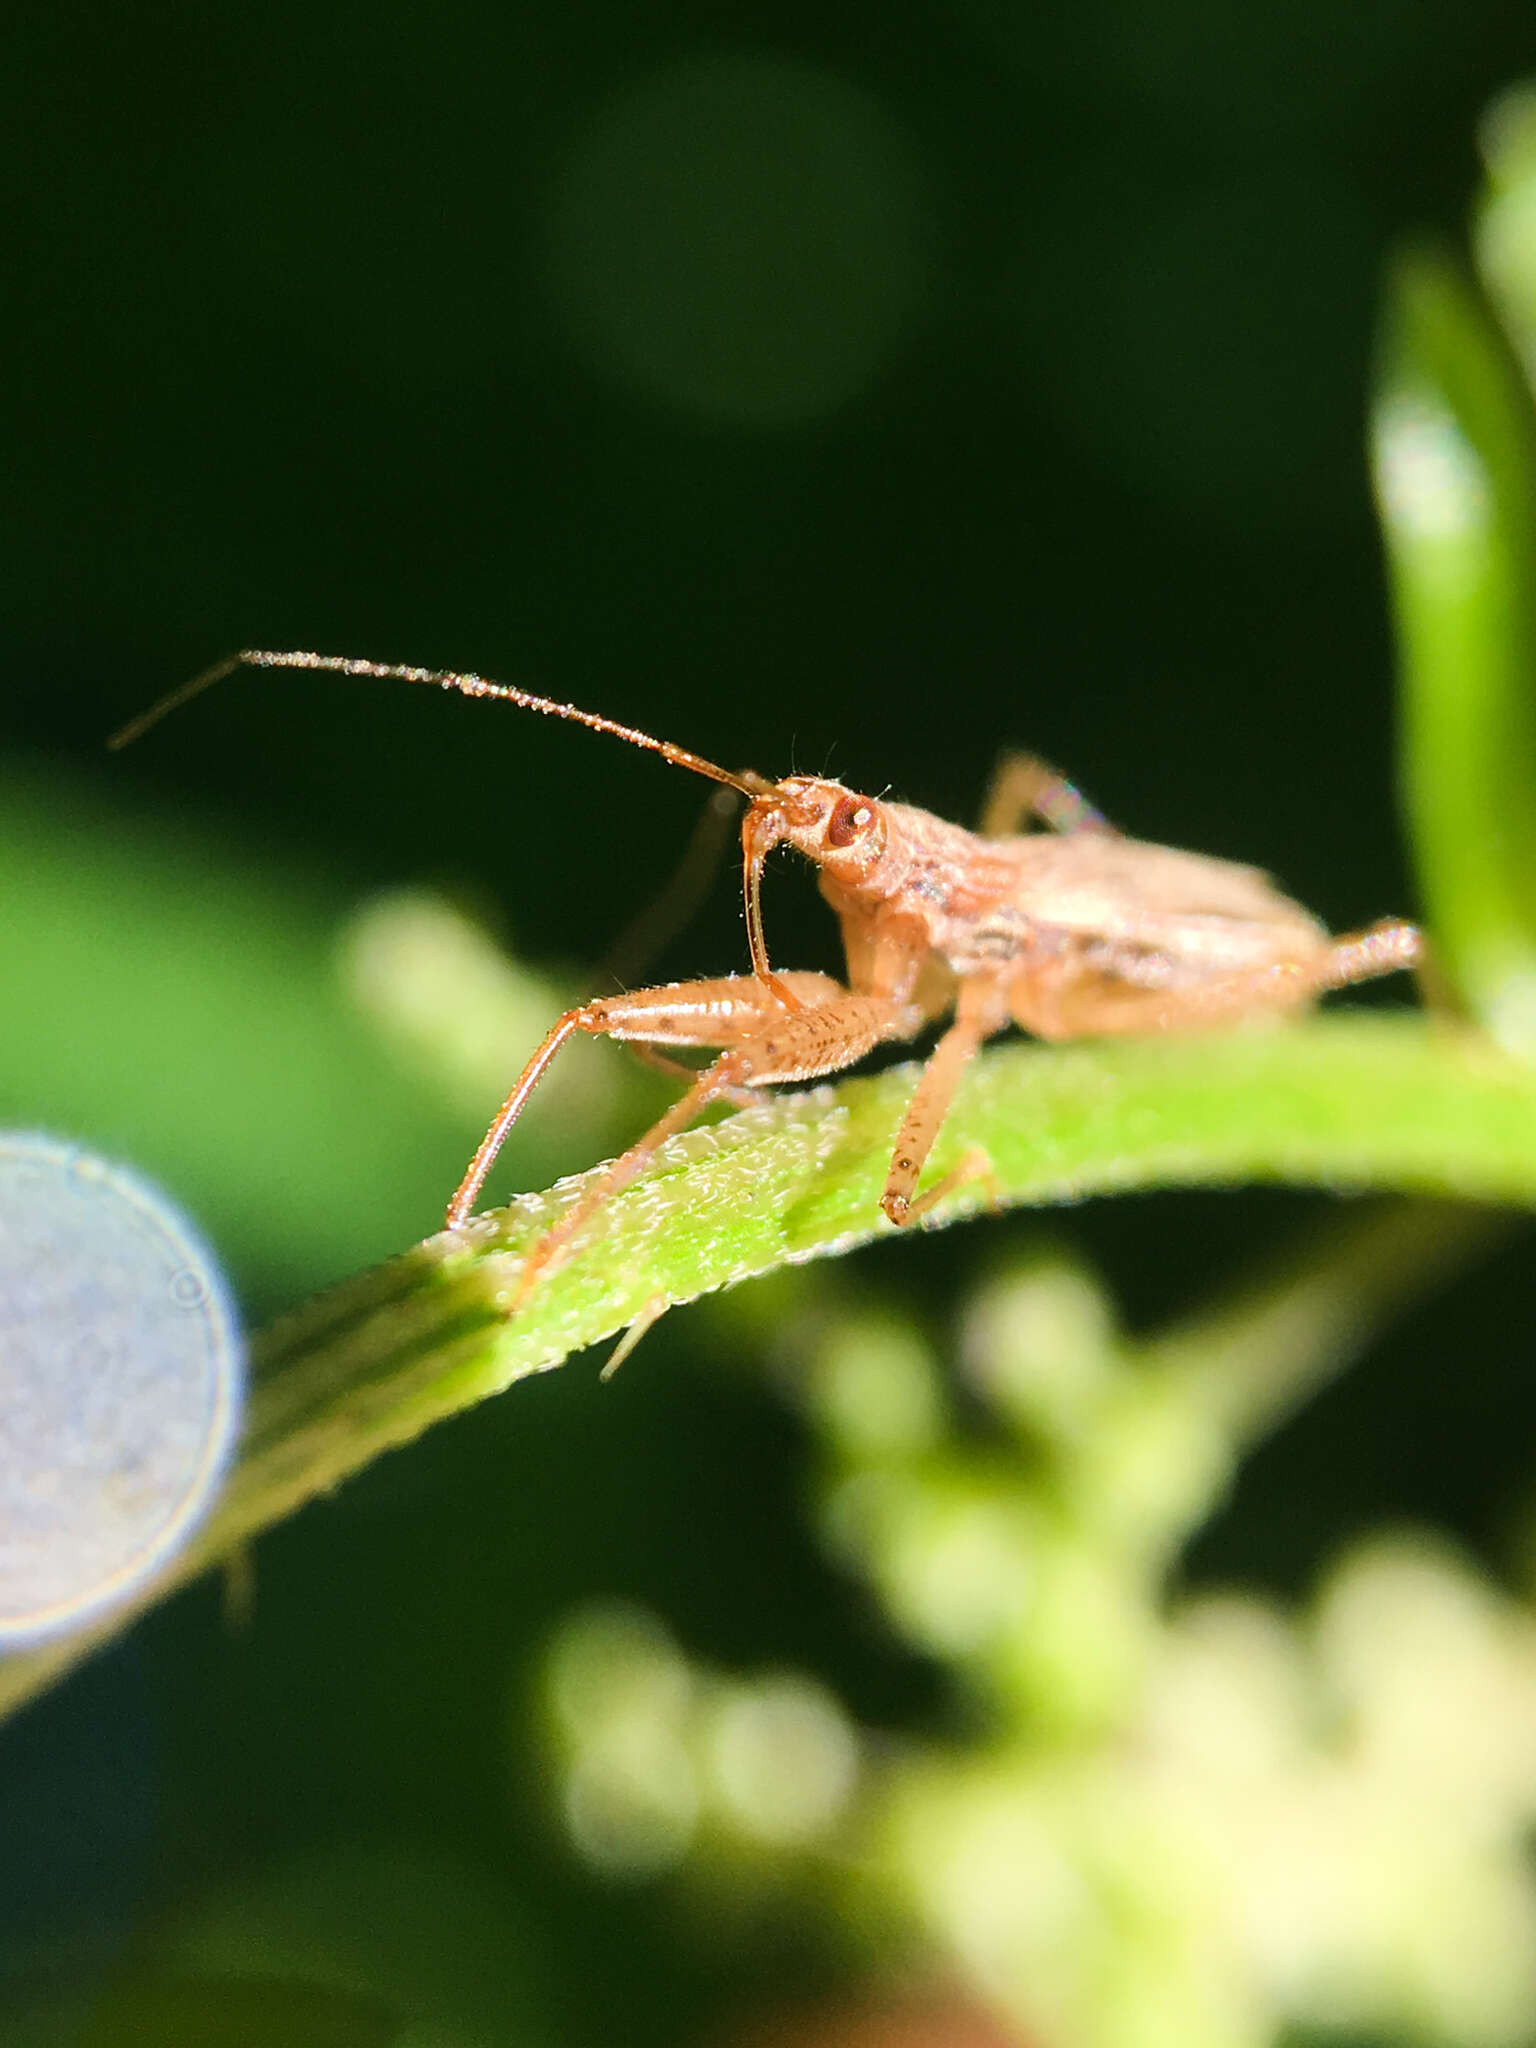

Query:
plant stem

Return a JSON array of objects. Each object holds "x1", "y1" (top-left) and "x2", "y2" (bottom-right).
[{"x1": 2, "y1": 1013, "x2": 1530, "y2": 1722}]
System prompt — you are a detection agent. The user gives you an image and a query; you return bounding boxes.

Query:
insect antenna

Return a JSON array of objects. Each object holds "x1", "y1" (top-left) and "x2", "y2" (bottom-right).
[{"x1": 108, "y1": 648, "x2": 768, "y2": 799}]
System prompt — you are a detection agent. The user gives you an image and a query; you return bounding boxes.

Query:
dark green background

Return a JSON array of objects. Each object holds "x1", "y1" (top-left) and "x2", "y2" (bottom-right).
[{"x1": 3, "y1": 3, "x2": 1536, "y2": 2043}]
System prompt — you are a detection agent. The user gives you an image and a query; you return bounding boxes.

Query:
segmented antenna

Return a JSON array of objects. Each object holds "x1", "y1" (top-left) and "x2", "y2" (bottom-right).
[{"x1": 108, "y1": 649, "x2": 770, "y2": 799}]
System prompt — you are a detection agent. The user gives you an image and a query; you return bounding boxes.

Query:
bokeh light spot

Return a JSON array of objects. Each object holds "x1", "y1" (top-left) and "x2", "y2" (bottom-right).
[
  {"x1": 1372, "y1": 393, "x2": 1490, "y2": 546},
  {"x1": 544, "y1": 53, "x2": 935, "y2": 426},
  {"x1": 545, "y1": 1602, "x2": 700, "y2": 1877},
  {"x1": 703, "y1": 1675, "x2": 859, "y2": 1845}
]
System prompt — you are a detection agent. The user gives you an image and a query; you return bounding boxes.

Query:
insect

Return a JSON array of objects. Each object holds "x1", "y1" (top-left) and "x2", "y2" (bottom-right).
[{"x1": 114, "y1": 651, "x2": 1424, "y2": 1303}]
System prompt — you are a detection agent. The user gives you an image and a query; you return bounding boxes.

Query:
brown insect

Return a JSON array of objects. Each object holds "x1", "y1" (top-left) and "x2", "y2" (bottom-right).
[{"x1": 114, "y1": 652, "x2": 1424, "y2": 1302}]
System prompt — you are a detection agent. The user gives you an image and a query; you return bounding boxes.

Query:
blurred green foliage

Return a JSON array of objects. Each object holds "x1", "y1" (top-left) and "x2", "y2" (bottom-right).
[
  {"x1": 546, "y1": 1245, "x2": 1536, "y2": 2048},
  {"x1": 6, "y1": 5, "x2": 1536, "y2": 2047}
]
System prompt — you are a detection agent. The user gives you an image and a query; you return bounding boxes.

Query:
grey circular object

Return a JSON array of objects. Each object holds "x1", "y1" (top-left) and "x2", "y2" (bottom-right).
[{"x1": 0, "y1": 1133, "x2": 244, "y2": 1648}]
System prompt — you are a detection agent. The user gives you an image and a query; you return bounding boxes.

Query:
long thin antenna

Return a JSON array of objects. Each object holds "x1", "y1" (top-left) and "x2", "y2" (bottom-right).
[{"x1": 108, "y1": 649, "x2": 769, "y2": 799}]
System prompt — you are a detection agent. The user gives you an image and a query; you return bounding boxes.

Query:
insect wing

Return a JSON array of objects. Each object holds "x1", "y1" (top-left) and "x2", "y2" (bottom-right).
[{"x1": 1011, "y1": 835, "x2": 1329, "y2": 978}]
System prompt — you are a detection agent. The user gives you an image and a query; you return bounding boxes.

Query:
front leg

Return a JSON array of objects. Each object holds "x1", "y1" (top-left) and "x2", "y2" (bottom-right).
[
  {"x1": 446, "y1": 972, "x2": 927, "y2": 1301},
  {"x1": 447, "y1": 971, "x2": 855, "y2": 1228}
]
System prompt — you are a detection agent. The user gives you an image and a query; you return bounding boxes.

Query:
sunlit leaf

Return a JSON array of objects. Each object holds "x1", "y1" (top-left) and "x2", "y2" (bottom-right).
[{"x1": 1372, "y1": 245, "x2": 1536, "y2": 1052}]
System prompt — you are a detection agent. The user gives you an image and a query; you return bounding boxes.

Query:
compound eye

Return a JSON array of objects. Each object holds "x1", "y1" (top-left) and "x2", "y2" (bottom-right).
[{"x1": 826, "y1": 795, "x2": 874, "y2": 849}]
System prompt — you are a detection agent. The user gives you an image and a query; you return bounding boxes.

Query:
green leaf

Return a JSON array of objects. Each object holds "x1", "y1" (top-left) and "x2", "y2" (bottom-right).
[
  {"x1": 71, "y1": 1976, "x2": 398, "y2": 2048},
  {"x1": 1477, "y1": 82, "x2": 1536, "y2": 386},
  {"x1": 1372, "y1": 244, "x2": 1536, "y2": 1052},
  {"x1": 2, "y1": 1012, "x2": 1531, "y2": 1725}
]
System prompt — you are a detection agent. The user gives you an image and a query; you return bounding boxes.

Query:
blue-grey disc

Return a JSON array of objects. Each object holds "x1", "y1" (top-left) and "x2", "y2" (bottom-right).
[{"x1": 0, "y1": 1133, "x2": 244, "y2": 1648}]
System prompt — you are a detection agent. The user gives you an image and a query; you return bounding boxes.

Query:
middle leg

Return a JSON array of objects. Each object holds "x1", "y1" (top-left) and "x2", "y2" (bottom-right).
[{"x1": 880, "y1": 977, "x2": 1011, "y2": 1226}]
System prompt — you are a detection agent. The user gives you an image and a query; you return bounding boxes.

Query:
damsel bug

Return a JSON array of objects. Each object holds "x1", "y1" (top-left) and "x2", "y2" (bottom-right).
[{"x1": 114, "y1": 652, "x2": 1424, "y2": 1300}]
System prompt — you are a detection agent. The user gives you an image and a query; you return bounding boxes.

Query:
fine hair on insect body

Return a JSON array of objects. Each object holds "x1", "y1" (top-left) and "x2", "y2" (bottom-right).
[{"x1": 113, "y1": 651, "x2": 1425, "y2": 1307}]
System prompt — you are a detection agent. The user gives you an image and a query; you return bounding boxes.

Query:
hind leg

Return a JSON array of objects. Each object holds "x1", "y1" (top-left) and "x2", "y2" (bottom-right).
[
  {"x1": 1010, "y1": 919, "x2": 1424, "y2": 1039},
  {"x1": 978, "y1": 753, "x2": 1116, "y2": 838}
]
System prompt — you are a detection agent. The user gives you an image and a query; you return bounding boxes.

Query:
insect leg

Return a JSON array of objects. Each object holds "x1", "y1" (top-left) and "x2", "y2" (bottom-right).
[
  {"x1": 601, "y1": 1293, "x2": 671, "y2": 1380},
  {"x1": 599, "y1": 784, "x2": 742, "y2": 990},
  {"x1": 447, "y1": 971, "x2": 852, "y2": 1228},
  {"x1": 978, "y1": 752, "x2": 1116, "y2": 837},
  {"x1": 880, "y1": 981, "x2": 1010, "y2": 1226},
  {"x1": 1316, "y1": 918, "x2": 1427, "y2": 993},
  {"x1": 508, "y1": 982, "x2": 928, "y2": 1300},
  {"x1": 449, "y1": 1009, "x2": 588, "y2": 1228},
  {"x1": 1161, "y1": 915, "x2": 1425, "y2": 1019},
  {"x1": 624, "y1": 1040, "x2": 769, "y2": 1109},
  {"x1": 1010, "y1": 917, "x2": 1425, "y2": 1038}
]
